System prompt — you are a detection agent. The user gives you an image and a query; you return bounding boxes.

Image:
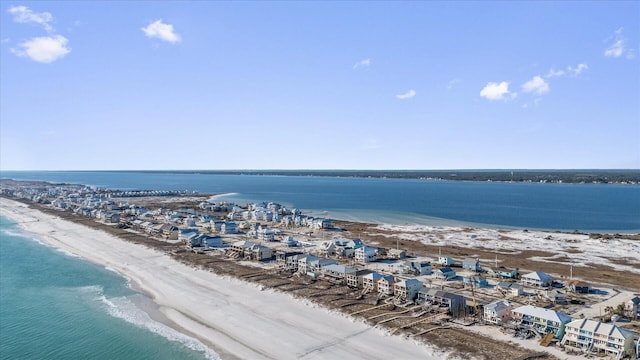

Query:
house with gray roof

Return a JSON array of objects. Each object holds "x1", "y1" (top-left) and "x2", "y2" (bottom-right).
[
  {"x1": 484, "y1": 300, "x2": 512, "y2": 325},
  {"x1": 512, "y1": 305, "x2": 572, "y2": 338},
  {"x1": 561, "y1": 318, "x2": 637, "y2": 357},
  {"x1": 394, "y1": 279, "x2": 423, "y2": 302},
  {"x1": 521, "y1": 271, "x2": 553, "y2": 287}
]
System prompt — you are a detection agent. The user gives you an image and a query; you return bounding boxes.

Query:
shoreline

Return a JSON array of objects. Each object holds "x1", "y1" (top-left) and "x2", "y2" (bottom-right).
[{"x1": 0, "y1": 198, "x2": 444, "y2": 360}]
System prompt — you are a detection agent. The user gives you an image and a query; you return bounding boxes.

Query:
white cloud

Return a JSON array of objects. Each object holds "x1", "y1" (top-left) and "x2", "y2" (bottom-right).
[
  {"x1": 521, "y1": 75, "x2": 550, "y2": 95},
  {"x1": 11, "y1": 35, "x2": 70, "y2": 63},
  {"x1": 605, "y1": 40, "x2": 625, "y2": 58},
  {"x1": 479, "y1": 81, "x2": 514, "y2": 101},
  {"x1": 604, "y1": 28, "x2": 633, "y2": 59},
  {"x1": 142, "y1": 20, "x2": 181, "y2": 43},
  {"x1": 8, "y1": 5, "x2": 54, "y2": 32},
  {"x1": 353, "y1": 58, "x2": 371, "y2": 69},
  {"x1": 545, "y1": 68, "x2": 565, "y2": 78},
  {"x1": 567, "y1": 63, "x2": 588, "y2": 76},
  {"x1": 395, "y1": 89, "x2": 416, "y2": 99},
  {"x1": 446, "y1": 78, "x2": 461, "y2": 89}
]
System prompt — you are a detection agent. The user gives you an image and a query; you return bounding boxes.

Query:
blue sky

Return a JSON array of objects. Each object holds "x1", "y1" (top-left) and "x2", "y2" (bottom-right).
[{"x1": 1, "y1": 1, "x2": 638, "y2": 170}]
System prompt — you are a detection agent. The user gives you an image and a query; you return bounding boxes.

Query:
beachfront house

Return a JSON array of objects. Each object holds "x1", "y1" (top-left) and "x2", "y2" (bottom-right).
[
  {"x1": 354, "y1": 246, "x2": 377, "y2": 263},
  {"x1": 511, "y1": 305, "x2": 572, "y2": 339},
  {"x1": 199, "y1": 234, "x2": 222, "y2": 248},
  {"x1": 308, "y1": 258, "x2": 339, "y2": 274},
  {"x1": 160, "y1": 224, "x2": 178, "y2": 240},
  {"x1": 362, "y1": 272, "x2": 384, "y2": 294},
  {"x1": 228, "y1": 240, "x2": 255, "y2": 259},
  {"x1": 282, "y1": 253, "x2": 304, "y2": 271},
  {"x1": 179, "y1": 228, "x2": 199, "y2": 244},
  {"x1": 435, "y1": 267, "x2": 456, "y2": 280},
  {"x1": 377, "y1": 275, "x2": 396, "y2": 296},
  {"x1": 394, "y1": 279, "x2": 423, "y2": 302},
  {"x1": 346, "y1": 269, "x2": 372, "y2": 288},
  {"x1": 249, "y1": 244, "x2": 273, "y2": 261},
  {"x1": 483, "y1": 300, "x2": 512, "y2": 325},
  {"x1": 561, "y1": 319, "x2": 637, "y2": 358},
  {"x1": 104, "y1": 213, "x2": 120, "y2": 224},
  {"x1": 275, "y1": 251, "x2": 303, "y2": 269},
  {"x1": 521, "y1": 271, "x2": 553, "y2": 288},
  {"x1": 417, "y1": 288, "x2": 467, "y2": 318},
  {"x1": 322, "y1": 264, "x2": 356, "y2": 283},
  {"x1": 462, "y1": 258, "x2": 481, "y2": 272},
  {"x1": 297, "y1": 255, "x2": 320, "y2": 274}
]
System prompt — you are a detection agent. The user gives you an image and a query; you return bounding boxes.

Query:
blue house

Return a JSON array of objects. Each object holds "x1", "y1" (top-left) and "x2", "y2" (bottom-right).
[
  {"x1": 463, "y1": 275, "x2": 488, "y2": 288},
  {"x1": 435, "y1": 267, "x2": 456, "y2": 280}
]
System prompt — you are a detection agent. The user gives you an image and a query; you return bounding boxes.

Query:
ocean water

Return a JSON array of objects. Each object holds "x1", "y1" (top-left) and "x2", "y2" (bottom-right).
[
  {"x1": 0, "y1": 216, "x2": 217, "y2": 360},
  {"x1": 1, "y1": 171, "x2": 639, "y2": 231}
]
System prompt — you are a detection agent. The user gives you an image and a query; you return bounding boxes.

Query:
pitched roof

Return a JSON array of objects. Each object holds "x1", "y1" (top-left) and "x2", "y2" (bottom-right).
[
  {"x1": 485, "y1": 300, "x2": 511, "y2": 312},
  {"x1": 566, "y1": 319, "x2": 635, "y2": 340},
  {"x1": 323, "y1": 264, "x2": 356, "y2": 274},
  {"x1": 363, "y1": 272, "x2": 383, "y2": 281},
  {"x1": 512, "y1": 305, "x2": 571, "y2": 324},
  {"x1": 523, "y1": 271, "x2": 552, "y2": 282},
  {"x1": 397, "y1": 278, "x2": 422, "y2": 287}
]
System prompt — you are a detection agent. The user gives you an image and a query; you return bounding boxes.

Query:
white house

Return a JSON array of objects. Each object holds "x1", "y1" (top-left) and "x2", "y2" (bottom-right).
[
  {"x1": 322, "y1": 264, "x2": 356, "y2": 283},
  {"x1": 355, "y1": 246, "x2": 377, "y2": 263},
  {"x1": 249, "y1": 244, "x2": 273, "y2": 261},
  {"x1": 377, "y1": 275, "x2": 396, "y2": 295},
  {"x1": 297, "y1": 255, "x2": 320, "y2": 274},
  {"x1": 362, "y1": 272, "x2": 384, "y2": 293},
  {"x1": 521, "y1": 271, "x2": 553, "y2": 287},
  {"x1": 561, "y1": 318, "x2": 636, "y2": 358},
  {"x1": 438, "y1": 256, "x2": 455, "y2": 266},
  {"x1": 221, "y1": 221, "x2": 238, "y2": 234}
]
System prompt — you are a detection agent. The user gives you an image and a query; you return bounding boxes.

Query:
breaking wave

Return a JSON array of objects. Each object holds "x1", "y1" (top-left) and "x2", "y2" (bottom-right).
[{"x1": 88, "y1": 286, "x2": 220, "y2": 360}]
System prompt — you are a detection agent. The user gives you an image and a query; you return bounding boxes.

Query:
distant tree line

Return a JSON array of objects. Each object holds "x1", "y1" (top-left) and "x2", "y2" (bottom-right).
[{"x1": 129, "y1": 170, "x2": 640, "y2": 184}]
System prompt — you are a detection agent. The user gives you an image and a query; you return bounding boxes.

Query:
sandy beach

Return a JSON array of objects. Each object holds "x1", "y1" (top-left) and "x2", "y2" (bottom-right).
[{"x1": 0, "y1": 198, "x2": 443, "y2": 360}]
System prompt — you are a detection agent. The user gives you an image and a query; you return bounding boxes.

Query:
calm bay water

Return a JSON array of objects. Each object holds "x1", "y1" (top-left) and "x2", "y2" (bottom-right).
[
  {"x1": 1, "y1": 171, "x2": 639, "y2": 231},
  {"x1": 0, "y1": 216, "x2": 217, "y2": 360}
]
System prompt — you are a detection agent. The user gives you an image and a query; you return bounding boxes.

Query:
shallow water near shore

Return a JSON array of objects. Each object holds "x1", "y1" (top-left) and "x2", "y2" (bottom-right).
[{"x1": 0, "y1": 216, "x2": 216, "y2": 360}]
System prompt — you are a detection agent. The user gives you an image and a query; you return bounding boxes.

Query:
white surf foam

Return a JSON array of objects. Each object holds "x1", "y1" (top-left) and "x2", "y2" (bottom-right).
[{"x1": 96, "y1": 291, "x2": 220, "y2": 360}]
